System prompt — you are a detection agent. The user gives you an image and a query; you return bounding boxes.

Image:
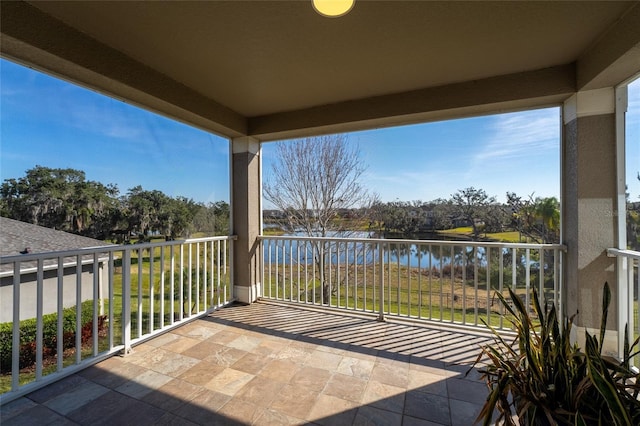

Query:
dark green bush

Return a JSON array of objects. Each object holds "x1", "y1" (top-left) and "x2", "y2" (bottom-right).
[
  {"x1": 473, "y1": 283, "x2": 640, "y2": 425},
  {"x1": 0, "y1": 301, "x2": 98, "y2": 372}
]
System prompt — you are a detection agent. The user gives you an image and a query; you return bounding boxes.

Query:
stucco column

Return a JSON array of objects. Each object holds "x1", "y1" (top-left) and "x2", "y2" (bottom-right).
[
  {"x1": 231, "y1": 137, "x2": 261, "y2": 303},
  {"x1": 562, "y1": 87, "x2": 621, "y2": 354}
]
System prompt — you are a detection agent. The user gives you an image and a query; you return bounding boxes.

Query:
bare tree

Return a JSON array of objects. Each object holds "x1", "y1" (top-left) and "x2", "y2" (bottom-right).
[{"x1": 264, "y1": 134, "x2": 374, "y2": 302}]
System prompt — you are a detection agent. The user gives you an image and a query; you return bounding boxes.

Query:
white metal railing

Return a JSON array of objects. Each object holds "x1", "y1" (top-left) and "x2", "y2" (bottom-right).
[
  {"x1": 259, "y1": 236, "x2": 565, "y2": 331},
  {"x1": 0, "y1": 236, "x2": 235, "y2": 403},
  {"x1": 607, "y1": 248, "x2": 640, "y2": 364}
]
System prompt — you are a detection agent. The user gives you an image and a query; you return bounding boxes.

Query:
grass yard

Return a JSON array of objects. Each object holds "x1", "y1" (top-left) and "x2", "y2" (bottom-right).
[
  {"x1": 438, "y1": 227, "x2": 531, "y2": 243},
  {"x1": 261, "y1": 261, "x2": 554, "y2": 329}
]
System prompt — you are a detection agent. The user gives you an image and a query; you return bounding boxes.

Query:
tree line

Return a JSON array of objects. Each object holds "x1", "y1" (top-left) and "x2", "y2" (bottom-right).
[
  {"x1": 0, "y1": 166, "x2": 229, "y2": 242},
  {"x1": 368, "y1": 188, "x2": 560, "y2": 244}
]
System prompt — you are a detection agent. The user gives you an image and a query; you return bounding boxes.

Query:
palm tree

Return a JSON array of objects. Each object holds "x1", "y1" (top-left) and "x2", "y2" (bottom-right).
[{"x1": 535, "y1": 197, "x2": 560, "y2": 244}]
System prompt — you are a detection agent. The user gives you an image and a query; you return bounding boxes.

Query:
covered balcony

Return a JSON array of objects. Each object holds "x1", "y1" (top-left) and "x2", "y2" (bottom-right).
[{"x1": 1, "y1": 1, "x2": 640, "y2": 424}]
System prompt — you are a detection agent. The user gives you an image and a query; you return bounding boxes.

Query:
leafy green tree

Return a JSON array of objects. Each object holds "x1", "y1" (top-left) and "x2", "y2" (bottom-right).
[
  {"x1": 0, "y1": 166, "x2": 119, "y2": 238},
  {"x1": 192, "y1": 201, "x2": 230, "y2": 236},
  {"x1": 451, "y1": 187, "x2": 496, "y2": 240},
  {"x1": 506, "y1": 193, "x2": 560, "y2": 244}
]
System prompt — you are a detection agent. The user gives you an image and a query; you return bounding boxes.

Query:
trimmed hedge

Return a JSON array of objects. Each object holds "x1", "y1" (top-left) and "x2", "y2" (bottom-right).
[{"x1": 0, "y1": 301, "x2": 100, "y2": 372}]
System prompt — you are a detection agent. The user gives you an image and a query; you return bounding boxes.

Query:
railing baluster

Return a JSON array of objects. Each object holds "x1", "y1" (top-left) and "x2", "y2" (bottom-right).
[
  {"x1": 362, "y1": 242, "x2": 366, "y2": 311},
  {"x1": 217, "y1": 240, "x2": 222, "y2": 306},
  {"x1": 150, "y1": 247, "x2": 155, "y2": 332},
  {"x1": 297, "y1": 240, "x2": 301, "y2": 303},
  {"x1": 396, "y1": 244, "x2": 401, "y2": 316},
  {"x1": 203, "y1": 241, "x2": 207, "y2": 311},
  {"x1": 428, "y1": 244, "x2": 433, "y2": 320},
  {"x1": 179, "y1": 245, "x2": 184, "y2": 321},
  {"x1": 137, "y1": 247, "x2": 143, "y2": 338},
  {"x1": 354, "y1": 242, "x2": 359, "y2": 311},
  {"x1": 76, "y1": 254, "x2": 82, "y2": 364},
  {"x1": 160, "y1": 246, "x2": 165, "y2": 328},
  {"x1": 462, "y1": 246, "x2": 467, "y2": 325},
  {"x1": 538, "y1": 247, "x2": 544, "y2": 311},
  {"x1": 387, "y1": 244, "x2": 391, "y2": 315},
  {"x1": 337, "y1": 242, "x2": 342, "y2": 308},
  {"x1": 450, "y1": 245, "x2": 454, "y2": 322},
  {"x1": 275, "y1": 239, "x2": 280, "y2": 300},
  {"x1": 471, "y1": 246, "x2": 477, "y2": 325},
  {"x1": 123, "y1": 249, "x2": 132, "y2": 355},
  {"x1": 289, "y1": 240, "x2": 294, "y2": 301},
  {"x1": 170, "y1": 245, "x2": 175, "y2": 325},
  {"x1": 92, "y1": 252, "x2": 99, "y2": 357},
  {"x1": 486, "y1": 246, "x2": 491, "y2": 326},
  {"x1": 439, "y1": 244, "x2": 444, "y2": 322},
  {"x1": 417, "y1": 243, "x2": 422, "y2": 319},
  {"x1": 11, "y1": 262, "x2": 20, "y2": 391},
  {"x1": 58, "y1": 256, "x2": 65, "y2": 370},
  {"x1": 407, "y1": 243, "x2": 412, "y2": 317},
  {"x1": 378, "y1": 242, "x2": 384, "y2": 321},
  {"x1": 188, "y1": 244, "x2": 193, "y2": 317},
  {"x1": 36, "y1": 259, "x2": 44, "y2": 380},
  {"x1": 196, "y1": 242, "x2": 201, "y2": 313},
  {"x1": 312, "y1": 242, "x2": 317, "y2": 305},
  {"x1": 499, "y1": 248, "x2": 504, "y2": 329},
  {"x1": 525, "y1": 248, "x2": 531, "y2": 313},
  {"x1": 372, "y1": 242, "x2": 376, "y2": 312}
]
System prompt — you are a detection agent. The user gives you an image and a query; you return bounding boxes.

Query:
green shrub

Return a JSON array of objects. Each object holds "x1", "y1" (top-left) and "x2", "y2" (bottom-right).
[
  {"x1": 0, "y1": 301, "x2": 98, "y2": 372},
  {"x1": 473, "y1": 283, "x2": 640, "y2": 425}
]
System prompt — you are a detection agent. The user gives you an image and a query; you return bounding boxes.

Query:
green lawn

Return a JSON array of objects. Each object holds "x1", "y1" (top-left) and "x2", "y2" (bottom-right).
[
  {"x1": 261, "y1": 262, "x2": 552, "y2": 329},
  {"x1": 439, "y1": 227, "x2": 531, "y2": 243}
]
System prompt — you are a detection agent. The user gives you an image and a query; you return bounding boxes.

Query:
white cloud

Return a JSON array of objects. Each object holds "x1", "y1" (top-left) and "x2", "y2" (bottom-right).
[{"x1": 474, "y1": 108, "x2": 560, "y2": 164}]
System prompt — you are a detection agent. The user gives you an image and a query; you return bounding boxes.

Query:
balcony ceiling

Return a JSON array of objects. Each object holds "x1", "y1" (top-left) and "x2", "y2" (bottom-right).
[{"x1": 1, "y1": 1, "x2": 639, "y2": 140}]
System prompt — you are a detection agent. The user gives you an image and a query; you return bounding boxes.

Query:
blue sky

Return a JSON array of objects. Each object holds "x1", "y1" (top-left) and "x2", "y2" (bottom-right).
[{"x1": 1, "y1": 58, "x2": 639, "y2": 205}]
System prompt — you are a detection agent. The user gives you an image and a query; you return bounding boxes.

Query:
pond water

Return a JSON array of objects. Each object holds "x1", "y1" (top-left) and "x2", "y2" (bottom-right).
[{"x1": 261, "y1": 232, "x2": 498, "y2": 269}]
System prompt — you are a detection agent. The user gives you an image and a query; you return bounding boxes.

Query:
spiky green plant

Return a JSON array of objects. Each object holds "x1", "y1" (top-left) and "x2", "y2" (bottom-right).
[{"x1": 472, "y1": 282, "x2": 640, "y2": 426}]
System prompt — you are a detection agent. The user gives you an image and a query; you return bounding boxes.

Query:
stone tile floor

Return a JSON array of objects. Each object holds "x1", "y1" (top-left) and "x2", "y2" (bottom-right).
[{"x1": 1, "y1": 301, "x2": 498, "y2": 425}]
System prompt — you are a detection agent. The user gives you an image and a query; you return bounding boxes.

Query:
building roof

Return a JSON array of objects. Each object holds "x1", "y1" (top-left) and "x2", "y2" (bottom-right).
[{"x1": 0, "y1": 217, "x2": 110, "y2": 257}]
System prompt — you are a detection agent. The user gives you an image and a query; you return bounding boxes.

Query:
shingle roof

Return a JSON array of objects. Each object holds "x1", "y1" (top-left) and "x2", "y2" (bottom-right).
[{"x1": 0, "y1": 217, "x2": 110, "y2": 257}]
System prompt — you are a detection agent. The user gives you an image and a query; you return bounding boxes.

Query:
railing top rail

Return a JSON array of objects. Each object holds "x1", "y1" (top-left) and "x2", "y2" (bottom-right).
[
  {"x1": 258, "y1": 234, "x2": 566, "y2": 251},
  {"x1": 607, "y1": 247, "x2": 640, "y2": 260},
  {"x1": 184, "y1": 235, "x2": 238, "y2": 244},
  {"x1": 0, "y1": 235, "x2": 237, "y2": 264}
]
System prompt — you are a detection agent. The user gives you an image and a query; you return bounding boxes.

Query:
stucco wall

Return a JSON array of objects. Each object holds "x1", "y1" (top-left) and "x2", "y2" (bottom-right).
[{"x1": 0, "y1": 263, "x2": 107, "y2": 323}]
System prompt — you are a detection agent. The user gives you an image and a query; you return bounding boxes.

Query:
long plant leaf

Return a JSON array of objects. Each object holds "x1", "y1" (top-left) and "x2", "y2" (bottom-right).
[
  {"x1": 598, "y1": 282, "x2": 610, "y2": 354},
  {"x1": 585, "y1": 332, "x2": 631, "y2": 426}
]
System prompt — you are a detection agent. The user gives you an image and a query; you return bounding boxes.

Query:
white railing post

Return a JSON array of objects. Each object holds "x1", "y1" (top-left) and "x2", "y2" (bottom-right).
[
  {"x1": 377, "y1": 242, "x2": 385, "y2": 321},
  {"x1": 122, "y1": 249, "x2": 132, "y2": 355},
  {"x1": 75, "y1": 255, "x2": 82, "y2": 365},
  {"x1": 36, "y1": 259, "x2": 44, "y2": 381},
  {"x1": 11, "y1": 262, "x2": 20, "y2": 391},
  {"x1": 617, "y1": 254, "x2": 629, "y2": 357}
]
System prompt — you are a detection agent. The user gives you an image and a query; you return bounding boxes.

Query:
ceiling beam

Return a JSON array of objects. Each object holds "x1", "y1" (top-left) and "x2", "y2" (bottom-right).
[
  {"x1": 249, "y1": 64, "x2": 576, "y2": 141},
  {"x1": 577, "y1": 2, "x2": 640, "y2": 90},
  {"x1": 0, "y1": 1, "x2": 247, "y2": 138}
]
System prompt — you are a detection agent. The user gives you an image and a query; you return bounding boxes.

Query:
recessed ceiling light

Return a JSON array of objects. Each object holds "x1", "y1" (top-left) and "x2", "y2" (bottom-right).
[{"x1": 312, "y1": 0, "x2": 355, "y2": 18}]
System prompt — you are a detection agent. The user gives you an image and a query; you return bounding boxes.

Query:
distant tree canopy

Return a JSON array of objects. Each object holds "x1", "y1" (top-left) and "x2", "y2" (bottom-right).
[
  {"x1": 368, "y1": 190, "x2": 561, "y2": 244},
  {"x1": 0, "y1": 166, "x2": 229, "y2": 241},
  {"x1": 506, "y1": 193, "x2": 560, "y2": 244}
]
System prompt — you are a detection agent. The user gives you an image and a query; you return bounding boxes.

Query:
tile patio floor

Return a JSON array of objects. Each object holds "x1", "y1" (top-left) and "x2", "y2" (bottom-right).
[{"x1": 1, "y1": 301, "x2": 498, "y2": 425}]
